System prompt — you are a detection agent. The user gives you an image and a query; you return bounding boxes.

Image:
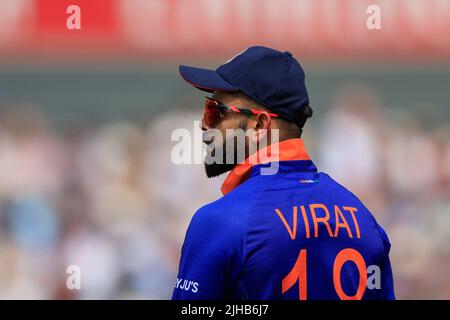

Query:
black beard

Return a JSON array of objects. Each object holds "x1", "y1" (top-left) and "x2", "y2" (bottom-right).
[
  {"x1": 204, "y1": 145, "x2": 237, "y2": 178},
  {"x1": 204, "y1": 120, "x2": 248, "y2": 178},
  {"x1": 204, "y1": 161, "x2": 236, "y2": 178}
]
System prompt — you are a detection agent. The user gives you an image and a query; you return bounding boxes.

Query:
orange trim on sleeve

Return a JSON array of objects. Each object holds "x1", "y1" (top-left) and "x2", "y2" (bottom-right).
[{"x1": 221, "y1": 138, "x2": 311, "y2": 195}]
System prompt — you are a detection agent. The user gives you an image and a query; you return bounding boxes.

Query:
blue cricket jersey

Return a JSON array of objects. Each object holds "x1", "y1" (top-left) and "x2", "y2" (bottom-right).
[{"x1": 172, "y1": 139, "x2": 395, "y2": 300}]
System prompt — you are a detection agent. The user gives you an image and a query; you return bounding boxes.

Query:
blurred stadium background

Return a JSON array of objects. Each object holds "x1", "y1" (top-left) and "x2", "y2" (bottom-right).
[{"x1": 0, "y1": 0, "x2": 449, "y2": 299}]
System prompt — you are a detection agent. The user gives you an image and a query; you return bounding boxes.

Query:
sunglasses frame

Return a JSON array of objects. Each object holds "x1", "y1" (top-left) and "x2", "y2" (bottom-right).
[{"x1": 203, "y1": 96, "x2": 280, "y2": 128}]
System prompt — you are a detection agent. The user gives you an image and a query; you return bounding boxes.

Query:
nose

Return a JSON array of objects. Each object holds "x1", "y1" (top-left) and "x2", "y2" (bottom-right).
[{"x1": 200, "y1": 118, "x2": 209, "y2": 131}]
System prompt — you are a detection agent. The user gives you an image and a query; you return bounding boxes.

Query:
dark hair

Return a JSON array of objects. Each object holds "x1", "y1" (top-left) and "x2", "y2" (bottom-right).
[
  {"x1": 278, "y1": 104, "x2": 313, "y2": 138},
  {"x1": 239, "y1": 91, "x2": 312, "y2": 136},
  {"x1": 297, "y1": 104, "x2": 313, "y2": 129}
]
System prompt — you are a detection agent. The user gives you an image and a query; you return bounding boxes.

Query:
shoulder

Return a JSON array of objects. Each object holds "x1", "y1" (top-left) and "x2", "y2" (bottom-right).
[
  {"x1": 320, "y1": 172, "x2": 391, "y2": 244},
  {"x1": 319, "y1": 172, "x2": 373, "y2": 207},
  {"x1": 187, "y1": 173, "x2": 278, "y2": 243}
]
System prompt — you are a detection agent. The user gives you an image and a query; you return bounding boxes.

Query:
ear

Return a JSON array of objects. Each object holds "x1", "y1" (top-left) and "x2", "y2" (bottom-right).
[{"x1": 251, "y1": 112, "x2": 272, "y2": 144}]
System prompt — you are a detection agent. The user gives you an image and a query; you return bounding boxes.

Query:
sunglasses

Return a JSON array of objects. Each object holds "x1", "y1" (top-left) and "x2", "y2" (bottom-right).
[{"x1": 202, "y1": 96, "x2": 280, "y2": 128}]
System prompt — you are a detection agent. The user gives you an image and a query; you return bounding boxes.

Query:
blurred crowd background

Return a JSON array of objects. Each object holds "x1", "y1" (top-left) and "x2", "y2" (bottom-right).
[
  {"x1": 0, "y1": 76, "x2": 449, "y2": 299},
  {"x1": 0, "y1": 0, "x2": 449, "y2": 299}
]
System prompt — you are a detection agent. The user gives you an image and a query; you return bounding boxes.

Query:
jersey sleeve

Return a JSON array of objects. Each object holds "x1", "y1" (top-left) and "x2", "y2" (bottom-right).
[
  {"x1": 376, "y1": 224, "x2": 396, "y2": 299},
  {"x1": 171, "y1": 205, "x2": 245, "y2": 300}
]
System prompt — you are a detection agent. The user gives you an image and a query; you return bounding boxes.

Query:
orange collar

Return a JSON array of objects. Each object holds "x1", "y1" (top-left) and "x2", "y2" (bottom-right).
[{"x1": 221, "y1": 138, "x2": 311, "y2": 195}]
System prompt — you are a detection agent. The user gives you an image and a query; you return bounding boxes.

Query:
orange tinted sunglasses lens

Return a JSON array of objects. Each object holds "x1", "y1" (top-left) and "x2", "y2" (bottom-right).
[{"x1": 203, "y1": 98, "x2": 221, "y2": 127}]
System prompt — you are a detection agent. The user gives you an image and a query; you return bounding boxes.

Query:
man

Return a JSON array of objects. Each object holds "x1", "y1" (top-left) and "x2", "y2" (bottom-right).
[{"x1": 172, "y1": 46, "x2": 395, "y2": 300}]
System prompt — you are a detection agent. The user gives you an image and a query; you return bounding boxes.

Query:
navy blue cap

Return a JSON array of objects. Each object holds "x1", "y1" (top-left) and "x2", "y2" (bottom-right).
[{"x1": 179, "y1": 46, "x2": 310, "y2": 126}]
